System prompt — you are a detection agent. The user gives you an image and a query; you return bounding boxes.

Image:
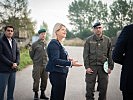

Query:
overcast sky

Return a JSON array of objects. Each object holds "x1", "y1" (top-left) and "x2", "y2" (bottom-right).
[{"x1": 28, "y1": 0, "x2": 114, "y2": 33}]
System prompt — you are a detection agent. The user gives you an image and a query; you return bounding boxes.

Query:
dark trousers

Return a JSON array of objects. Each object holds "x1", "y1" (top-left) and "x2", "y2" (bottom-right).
[
  {"x1": 49, "y1": 72, "x2": 67, "y2": 100},
  {"x1": 0, "y1": 72, "x2": 16, "y2": 100},
  {"x1": 122, "y1": 91, "x2": 133, "y2": 100}
]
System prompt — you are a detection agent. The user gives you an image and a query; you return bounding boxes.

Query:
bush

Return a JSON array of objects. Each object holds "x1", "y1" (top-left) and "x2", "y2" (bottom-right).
[{"x1": 18, "y1": 48, "x2": 32, "y2": 71}]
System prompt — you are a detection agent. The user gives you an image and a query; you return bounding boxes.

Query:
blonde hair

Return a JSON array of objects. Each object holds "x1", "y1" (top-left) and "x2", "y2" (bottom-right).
[{"x1": 52, "y1": 23, "x2": 66, "y2": 38}]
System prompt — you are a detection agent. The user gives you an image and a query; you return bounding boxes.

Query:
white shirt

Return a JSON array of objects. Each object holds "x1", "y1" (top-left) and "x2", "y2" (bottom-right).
[{"x1": 7, "y1": 38, "x2": 12, "y2": 48}]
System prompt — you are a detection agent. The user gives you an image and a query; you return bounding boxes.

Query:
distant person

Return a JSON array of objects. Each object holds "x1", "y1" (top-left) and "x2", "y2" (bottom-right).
[
  {"x1": 112, "y1": 24, "x2": 133, "y2": 100},
  {"x1": 29, "y1": 29, "x2": 49, "y2": 100},
  {"x1": 83, "y1": 21, "x2": 114, "y2": 100},
  {"x1": 46, "y1": 23, "x2": 82, "y2": 100},
  {"x1": 0, "y1": 25, "x2": 20, "y2": 100}
]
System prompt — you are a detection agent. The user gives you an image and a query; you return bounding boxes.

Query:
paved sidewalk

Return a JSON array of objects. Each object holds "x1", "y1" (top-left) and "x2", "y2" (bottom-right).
[{"x1": 5, "y1": 46, "x2": 123, "y2": 100}]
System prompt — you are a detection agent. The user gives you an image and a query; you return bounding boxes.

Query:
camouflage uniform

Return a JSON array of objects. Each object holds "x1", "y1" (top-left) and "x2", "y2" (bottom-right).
[
  {"x1": 29, "y1": 39, "x2": 48, "y2": 92},
  {"x1": 83, "y1": 34, "x2": 114, "y2": 100}
]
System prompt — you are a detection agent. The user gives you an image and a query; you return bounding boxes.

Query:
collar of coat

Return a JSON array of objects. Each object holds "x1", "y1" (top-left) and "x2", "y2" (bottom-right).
[{"x1": 93, "y1": 34, "x2": 103, "y2": 41}]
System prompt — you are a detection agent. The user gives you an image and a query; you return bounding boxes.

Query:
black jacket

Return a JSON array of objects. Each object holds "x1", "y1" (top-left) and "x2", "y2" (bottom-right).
[
  {"x1": 112, "y1": 24, "x2": 133, "y2": 93},
  {"x1": 46, "y1": 39, "x2": 71, "y2": 74},
  {"x1": 0, "y1": 34, "x2": 20, "y2": 73}
]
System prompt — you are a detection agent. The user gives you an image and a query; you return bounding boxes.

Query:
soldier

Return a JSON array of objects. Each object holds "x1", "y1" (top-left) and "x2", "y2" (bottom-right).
[
  {"x1": 29, "y1": 29, "x2": 49, "y2": 100},
  {"x1": 83, "y1": 21, "x2": 114, "y2": 100}
]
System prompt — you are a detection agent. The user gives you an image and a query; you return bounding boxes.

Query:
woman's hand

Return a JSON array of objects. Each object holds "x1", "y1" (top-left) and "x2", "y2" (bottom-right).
[{"x1": 72, "y1": 60, "x2": 82, "y2": 67}]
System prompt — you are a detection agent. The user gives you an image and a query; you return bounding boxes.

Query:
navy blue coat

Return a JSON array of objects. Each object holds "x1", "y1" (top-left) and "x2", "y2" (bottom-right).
[
  {"x1": 112, "y1": 24, "x2": 133, "y2": 93},
  {"x1": 46, "y1": 39, "x2": 71, "y2": 74},
  {"x1": 0, "y1": 34, "x2": 20, "y2": 73}
]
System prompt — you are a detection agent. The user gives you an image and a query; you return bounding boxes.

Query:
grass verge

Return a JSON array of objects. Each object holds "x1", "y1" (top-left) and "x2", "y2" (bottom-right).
[{"x1": 18, "y1": 48, "x2": 32, "y2": 71}]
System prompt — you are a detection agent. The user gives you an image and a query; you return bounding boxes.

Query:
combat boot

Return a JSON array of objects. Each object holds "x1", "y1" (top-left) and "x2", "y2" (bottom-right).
[
  {"x1": 34, "y1": 92, "x2": 39, "y2": 100},
  {"x1": 40, "y1": 91, "x2": 49, "y2": 99}
]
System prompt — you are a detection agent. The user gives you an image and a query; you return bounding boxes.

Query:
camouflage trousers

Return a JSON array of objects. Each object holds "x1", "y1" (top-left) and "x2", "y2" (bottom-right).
[
  {"x1": 85, "y1": 65, "x2": 108, "y2": 100},
  {"x1": 32, "y1": 64, "x2": 48, "y2": 92}
]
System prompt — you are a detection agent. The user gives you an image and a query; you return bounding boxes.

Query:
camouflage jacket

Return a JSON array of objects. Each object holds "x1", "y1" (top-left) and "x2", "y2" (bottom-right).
[
  {"x1": 83, "y1": 34, "x2": 114, "y2": 70},
  {"x1": 29, "y1": 39, "x2": 48, "y2": 66}
]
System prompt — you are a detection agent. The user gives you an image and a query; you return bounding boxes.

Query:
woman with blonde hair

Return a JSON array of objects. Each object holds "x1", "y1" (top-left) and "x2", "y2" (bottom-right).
[{"x1": 46, "y1": 23, "x2": 82, "y2": 100}]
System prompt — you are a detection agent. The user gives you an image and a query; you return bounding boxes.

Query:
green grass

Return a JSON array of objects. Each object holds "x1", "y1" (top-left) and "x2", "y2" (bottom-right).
[{"x1": 18, "y1": 48, "x2": 32, "y2": 71}]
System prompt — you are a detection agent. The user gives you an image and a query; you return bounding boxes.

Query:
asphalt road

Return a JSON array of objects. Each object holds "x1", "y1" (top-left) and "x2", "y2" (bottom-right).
[{"x1": 4, "y1": 46, "x2": 123, "y2": 100}]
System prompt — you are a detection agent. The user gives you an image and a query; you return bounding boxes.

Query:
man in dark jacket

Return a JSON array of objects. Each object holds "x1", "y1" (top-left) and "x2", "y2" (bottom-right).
[
  {"x1": 29, "y1": 29, "x2": 49, "y2": 100},
  {"x1": 112, "y1": 24, "x2": 133, "y2": 100},
  {"x1": 0, "y1": 25, "x2": 20, "y2": 100}
]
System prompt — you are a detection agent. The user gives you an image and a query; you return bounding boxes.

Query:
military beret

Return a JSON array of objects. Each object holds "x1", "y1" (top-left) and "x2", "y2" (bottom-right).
[
  {"x1": 93, "y1": 22, "x2": 101, "y2": 28},
  {"x1": 38, "y1": 29, "x2": 46, "y2": 34}
]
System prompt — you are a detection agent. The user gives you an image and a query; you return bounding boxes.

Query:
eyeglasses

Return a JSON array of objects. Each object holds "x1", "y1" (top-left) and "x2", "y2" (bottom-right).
[{"x1": 6, "y1": 30, "x2": 13, "y2": 32}]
